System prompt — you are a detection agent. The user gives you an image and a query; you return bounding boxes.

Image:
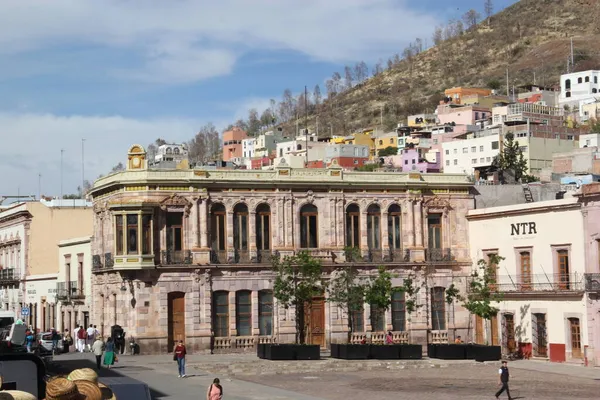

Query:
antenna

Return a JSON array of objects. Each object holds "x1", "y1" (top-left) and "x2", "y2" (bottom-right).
[
  {"x1": 506, "y1": 69, "x2": 509, "y2": 98},
  {"x1": 570, "y1": 37, "x2": 574, "y2": 68}
]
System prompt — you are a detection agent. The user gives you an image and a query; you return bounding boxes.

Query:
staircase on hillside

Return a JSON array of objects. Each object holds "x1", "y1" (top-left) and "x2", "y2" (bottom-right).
[{"x1": 522, "y1": 184, "x2": 534, "y2": 203}]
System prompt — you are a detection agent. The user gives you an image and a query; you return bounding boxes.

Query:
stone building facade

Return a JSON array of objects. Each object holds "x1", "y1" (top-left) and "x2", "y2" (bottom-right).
[{"x1": 89, "y1": 145, "x2": 476, "y2": 354}]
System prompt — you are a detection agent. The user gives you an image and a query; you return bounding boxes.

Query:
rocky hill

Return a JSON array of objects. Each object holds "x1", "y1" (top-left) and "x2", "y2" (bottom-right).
[{"x1": 279, "y1": 0, "x2": 600, "y2": 136}]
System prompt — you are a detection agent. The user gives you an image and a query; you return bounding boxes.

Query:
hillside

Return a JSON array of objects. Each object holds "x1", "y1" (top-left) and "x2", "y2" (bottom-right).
[{"x1": 275, "y1": 0, "x2": 600, "y2": 136}]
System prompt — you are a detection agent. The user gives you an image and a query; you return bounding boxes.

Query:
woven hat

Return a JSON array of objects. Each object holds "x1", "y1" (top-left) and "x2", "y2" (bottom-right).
[
  {"x1": 97, "y1": 383, "x2": 116, "y2": 400},
  {"x1": 72, "y1": 381, "x2": 102, "y2": 400},
  {"x1": 0, "y1": 390, "x2": 37, "y2": 399},
  {"x1": 45, "y1": 377, "x2": 80, "y2": 400},
  {"x1": 67, "y1": 369, "x2": 98, "y2": 384}
]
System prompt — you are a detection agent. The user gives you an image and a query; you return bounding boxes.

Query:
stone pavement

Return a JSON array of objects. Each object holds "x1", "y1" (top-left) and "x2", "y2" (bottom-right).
[{"x1": 49, "y1": 352, "x2": 600, "y2": 400}]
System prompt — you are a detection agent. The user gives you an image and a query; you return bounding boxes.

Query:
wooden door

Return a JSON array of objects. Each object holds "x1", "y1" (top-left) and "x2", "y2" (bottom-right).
[
  {"x1": 534, "y1": 314, "x2": 547, "y2": 357},
  {"x1": 168, "y1": 292, "x2": 186, "y2": 351},
  {"x1": 503, "y1": 314, "x2": 516, "y2": 353},
  {"x1": 306, "y1": 297, "x2": 325, "y2": 348},
  {"x1": 475, "y1": 315, "x2": 484, "y2": 344},
  {"x1": 491, "y1": 315, "x2": 499, "y2": 346},
  {"x1": 569, "y1": 318, "x2": 582, "y2": 358}
]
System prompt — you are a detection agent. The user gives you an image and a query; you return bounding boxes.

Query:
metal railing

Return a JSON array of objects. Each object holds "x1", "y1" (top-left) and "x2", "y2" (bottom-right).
[
  {"x1": 491, "y1": 273, "x2": 584, "y2": 292},
  {"x1": 92, "y1": 255, "x2": 103, "y2": 270},
  {"x1": 161, "y1": 250, "x2": 192, "y2": 265},
  {"x1": 425, "y1": 248, "x2": 454, "y2": 262},
  {"x1": 234, "y1": 250, "x2": 250, "y2": 264},
  {"x1": 104, "y1": 253, "x2": 114, "y2": 268},
  {"x1": 210, "y1": 249, "x2": 228, "y2": 264},
  {"x1": 368, "y1": 249, "x2": 383, "y2": 262},
  {"x1": 0, "y1": 269, "x2": 18, "y2": 283},
  {"x1": 585, "y1": 273, "x2": 600, "y2": 292},
  {"x1": 56, "y1": 281, "x2": 84, "y2": 300},
  {"x1": 389, "y1": 249, "x2": 410, "y2": 262},
  {"x1": 257, "y1": 250, "x2": 277, "y2": 264}
]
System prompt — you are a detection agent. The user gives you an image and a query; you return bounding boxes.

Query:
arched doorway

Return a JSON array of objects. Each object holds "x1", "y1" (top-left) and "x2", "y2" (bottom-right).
[{"x1": 168, "y1": 292, "x2": 186, "y2": 351}]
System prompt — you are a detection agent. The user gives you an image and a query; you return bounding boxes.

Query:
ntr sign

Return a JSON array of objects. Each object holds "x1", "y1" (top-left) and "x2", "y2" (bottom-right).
[{"x1": 511, "y1": 222, "x2": 537, "y2": 236}]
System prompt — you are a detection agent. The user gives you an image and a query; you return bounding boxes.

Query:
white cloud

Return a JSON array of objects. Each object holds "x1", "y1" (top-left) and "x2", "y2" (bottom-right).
[
  {"x1": 0, "y1": 0, "x2": 439, "y2": 84},
  {"x1": 0, "y1": 112, "x2": 225, "y2": 196}
]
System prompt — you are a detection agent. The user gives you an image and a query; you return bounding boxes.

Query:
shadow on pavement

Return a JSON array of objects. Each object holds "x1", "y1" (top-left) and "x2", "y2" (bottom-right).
[{"x1": 47, "y1": 358, "x2": 168, "y2": 399}]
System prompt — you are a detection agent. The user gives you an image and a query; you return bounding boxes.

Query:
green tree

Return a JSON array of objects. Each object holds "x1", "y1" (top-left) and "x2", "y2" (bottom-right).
[
  {"x1": 364, "y1": 266, "x2": 398, "y2": 332},
  {"x1": 494, "y1": 132, "x2": 528, "y2": 182},
  {"x1": 327, "y1": 266, "x2": 368, "y2": 341},
  {"x1": 377, "y1": 146, "x2": 398, "y2": 157},
  {"x1": 272, "y1": 251, "x2": 326, "y2": 344},
  {"x1": 487, "y1": 79, "x2": 501, "y2": 90}
]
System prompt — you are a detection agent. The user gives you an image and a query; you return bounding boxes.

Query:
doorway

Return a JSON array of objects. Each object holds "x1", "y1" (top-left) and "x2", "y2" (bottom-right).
[
  {"x1": 533, "y1": 313, "x2": 547, "y2": 357},
  {"x1": 168, "y1": 292, "x2": 186, "y2": 351},
  {"x1": 569, "y1": 318, "x2": 582, "y2": 359},
  {"x1": 475, "y1": 315, "x2": 484, "y2": 344},
  {"x1": 305, "y1": 297, "x2": 325, "y2": 348},
  {"x1": 490, "y1": 315, "x2": 499, "y2": 346},
  {"x1": 503, "y1": 314, "x2": 516, "y2": 354}
]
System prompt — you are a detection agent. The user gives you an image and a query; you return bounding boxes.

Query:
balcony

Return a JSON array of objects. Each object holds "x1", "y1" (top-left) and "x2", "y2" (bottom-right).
[
  {"x1": 210, "y1": 249, "x2": 228, "y2": 264},
  {"x1": 56, "y1": 281, "x2": 84, "y2": 301},
  {"x1": 0, "y1": 269, "x2": 18, "y2": 285},
  {"x1": 367, "y1": 249, "x2": 383, "y2": 263},
  {"x1": 161, "y1": 250, "x2": 192, "y2": 265},
  {"x1": 425, "y1": 248, "x2": 454, "y2": 263},
  {"x1": 257, "y1": 250, "x2": 278, "y2": 264},
  {"x1": 92, "y1": 255, "x2": 103, "y2": 270},
  {"x1": 491, "y1": 274, "x2": 584, "y2": 294},
  {"x1": 585, "y1": 273, "x2": 600, "y2": 292},
  {"x1": 389, "y1": 249, "x2": 410, "y2": 262},
  {"x1": 234, "y1": 250, "x2": 250, "y2": 264}
]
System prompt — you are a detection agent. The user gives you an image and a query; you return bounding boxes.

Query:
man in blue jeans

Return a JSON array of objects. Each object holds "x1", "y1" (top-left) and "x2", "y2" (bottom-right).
[{"x1": 174, "y1": 340, "x2": 187, "y2": 378}]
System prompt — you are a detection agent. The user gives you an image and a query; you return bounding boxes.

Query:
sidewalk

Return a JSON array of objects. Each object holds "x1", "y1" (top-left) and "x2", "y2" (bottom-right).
[{"x1": 508, "y1": 359, "x2": 600, "y2": 380}]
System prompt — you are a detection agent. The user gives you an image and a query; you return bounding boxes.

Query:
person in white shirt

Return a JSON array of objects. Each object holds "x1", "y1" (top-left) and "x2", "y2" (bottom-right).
[
  {"x1": 86, "y1": 324, "x2": 96, "y2": 351},
  {"x1": 73, "y1": 326, "x2": 81, "y2": 352}
]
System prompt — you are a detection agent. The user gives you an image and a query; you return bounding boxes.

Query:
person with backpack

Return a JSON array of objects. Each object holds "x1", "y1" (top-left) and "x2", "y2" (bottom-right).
[
  {"x1": 76, "y1": 325, "x2": 86, "y2": 352},
  {"x1": 206, "y1": 378, "x2": 223, "y2": 400}
]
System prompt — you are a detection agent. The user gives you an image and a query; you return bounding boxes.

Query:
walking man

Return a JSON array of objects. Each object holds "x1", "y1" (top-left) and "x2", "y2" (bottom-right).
[
  {"x1": 86, "y1": 324, "x2": 96, "y2": 351},
  {"x1": 76, "y1": 325, "x2": 86, "y2": 352},
  {"x1": 495, "y1": 360, "x2": 513, "y2": 399},
  {"x1": 92, "y1": 336, "x2": 105, "y2": 369}
]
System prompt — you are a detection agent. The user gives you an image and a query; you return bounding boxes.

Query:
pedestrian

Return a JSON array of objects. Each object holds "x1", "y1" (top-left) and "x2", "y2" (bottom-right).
[
  {"x1": 206, "y1": 377, "x2": 223, "y2": 400},
  {"x1": 455, "y1": 335, "x2": 463, "y2": 344},
  {"x1": 86, "y1": 324, "x2": 96, "y2": 351},
  {"x1": 25, "y1": 329, "x2": 35, "y2": 353},
  {"x1": 63, "y1": 329, "x2": 72, "y2": 353},
  {"x1": 385, "y1": 330, "x2": 394, "y2": 344},
  {"x1": 76, "y1": 325, "x2": 86, "y2": 352},
  {"x1": 103, "y1": 337, "x2": 115, "y2": 369},
  {"x1": 495, "y1": 360, "x2": 513, "y2": 400},
  {"x1": 173, "y1": 340, "x2": 187, "y2": 378},
  {"x1": 92, "y1": 336, "x2": 105, "y2": 369},
  {"x1": 50, "y1": 328, "x2": 60, "y2": 354}
]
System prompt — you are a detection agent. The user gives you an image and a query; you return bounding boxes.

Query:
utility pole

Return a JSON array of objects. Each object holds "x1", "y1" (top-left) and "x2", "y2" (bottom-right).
[
  {"x1": 506, "y1": 69, "x2": 510, "y2": 98},
  {"x1": 380, "y1": 105, "x2": 383, "y2": 128},
  {"x1": 81, "y1": 138, "x2": 86, "y2": 198},
  {"x1": 60, "y1": 149, "x2": 64, "y2": 203},
  {"x1": 571, "y1": 37, "x2": 574, "y2": 67}
]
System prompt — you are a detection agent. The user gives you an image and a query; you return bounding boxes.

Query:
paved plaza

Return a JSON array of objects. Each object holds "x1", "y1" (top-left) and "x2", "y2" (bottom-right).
[{"x1": 49, "y1": 353, "x2": 600, "y2": 400}]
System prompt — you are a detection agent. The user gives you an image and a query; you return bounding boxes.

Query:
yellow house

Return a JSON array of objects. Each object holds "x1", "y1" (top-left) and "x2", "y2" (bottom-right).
[
  {"x1": 374, "y1": 132, "x2": 399, "y2": 156},
  {"x1": 407, "y1": 113, "x2": 436, "y2": 128},
  {"x1": 345, "y1": 133, "x2": 376, "y2": 158}
]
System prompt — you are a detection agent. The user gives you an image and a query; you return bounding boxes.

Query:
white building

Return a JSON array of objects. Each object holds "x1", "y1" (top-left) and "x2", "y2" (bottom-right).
[
  {"x1": 275, "y1": 134, "x2": 326, "y2": 167},
  {"x1": 468, "y1": 198, "x2": 588, "y2": 362},
  {"x1": 154, "y1": 143, "x2": 188, "y2": 163},
  {"x1": 579, "y1": 133, "x2": 600, "y2": 148},
  {"x1": 242, "y1": 137, "x2": 256, "y2": 159},
  {"x1": 442, "y1": 132, "x2": 500, "y2": 175},
  {"x1": 560, "y1": 70, "x2": 600, "y2": 105},
  {"x1": 56, "y1": 237, "x2": 93, "y2": 333}
]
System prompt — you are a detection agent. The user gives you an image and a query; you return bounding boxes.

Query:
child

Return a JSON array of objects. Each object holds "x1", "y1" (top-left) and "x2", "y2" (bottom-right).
[{"x1": 207, "y1": 378, "x2": 223, "y2": 400}]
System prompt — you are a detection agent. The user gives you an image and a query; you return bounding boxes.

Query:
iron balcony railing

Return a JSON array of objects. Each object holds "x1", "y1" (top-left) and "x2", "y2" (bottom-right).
[
  {"x1": 425, "y1": 248, "x2": 454, "y2": 262},
  {"x1": 487, "y1": 273, "x2": 584, "y2": 293},
  {"x1": 161, "y1": 250, "x2": 192, "y2": 265},
  {"x1": 56, "y1": 281, "x2": 84, "y2": 300},
  {"x1": 0, "y1": 269, "x2": 18, "y2": 283},
  {"x1": 92, "y1": 255, "x2": 103, "y2": 270},
  {"x1": 390, "y1": 249, "x2": 410, "y2": 262},
  {"x1": 104, "y1": 253, "x2": 114, "y2": 268},
  {"x1": 234, "y1": 249, "x2": 250, "y2": 264},
  {"x1": 585, "y1": 273, "x2": 600, "y2": 292}
]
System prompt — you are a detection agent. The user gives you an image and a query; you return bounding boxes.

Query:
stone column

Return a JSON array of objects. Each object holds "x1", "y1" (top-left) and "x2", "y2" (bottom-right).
[
  {"x1": 229, "y1": 291, "x2": 237, "y2": 337},
  {"x1": 191, "y1": 199, "x2": 200, "y2": 248},
  {"x1": 226, "y1": 209, "x2": 234, "y2": 263},
  {"x1": 382, "y1": 211, "x2": 390, "y2": 261},
  {"x1": 199, "y1": 199, "x2": 208, "y2": 249},
  {"x1": 249, "y1": 211, "x2": 257, "y2": 262},
  {"x1": 407, "y1": 200, "x2": 415, "y2": 247},
  {"x1": 360, "y1": 209, "x2": 368, "y2": 259},
  {"x1": 274, "y1": 198, "x2": 283, "y2": 248},
  {"x1": 286, "y1": 197, "x2": 294, "y2": 249},
  {"x1": 336, "y1": 199, "x2": 345, "y2": 248},
  {"x1": 251, "y1": 290, "x2": 260, "y2": 335},
  {"x1": 415, "y1": 200, "x2": 423, "y2": 247}
]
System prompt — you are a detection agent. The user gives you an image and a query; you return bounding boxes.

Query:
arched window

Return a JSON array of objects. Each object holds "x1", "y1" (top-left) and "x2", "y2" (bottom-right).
[
  {"x1": 431, "y1": 287, "x2": 446, "y2": 331},
  {"x1": 565, "y1": 79, "x2": 571, "y2": 90},
  {"x1": 233, "y1": 203, "x2": 249, "y2": 252},
  {"x1": 166, "y1": 147, "x2": 173, "y2": 154},
  {"x1": 212, "y1": 291, "x2": 229, "y2": 337},
  {"x1": 210, "y1": 204, "x2": 226, "y2": 251},
  {"x1": 300, "y1": 204, "x2": 318, "y2": 248},
  {"x1": 256, "y1": 204, "x2": 271, "y2": 251},
  {"x1": 174, "y1": 147, "x2": 180, "y2": 154},
  {"x1": 388, "y1": 204, "x2": 401, "y2": 250},
  {"x1": 593, "y1": 89, "x2": 598, "y2": 94},
  {"x1": 258, "y1": 290, "x2": 273, "y2": 336},
  {"x1": 566, "y1": 92, "x2": 572, "y2": 98},
  {"x1": 585, "y1": 76, "x2": 590, "y2": 83},
  {"x1": 391, "y1": 291, "x2": 406, "y2": 331},
  {"x1": 578, "y1": 77, "x2": 583, "y2": 84},
  {"x1": 370, "y1": 304, "x2": 385, "y2": 332},
  {"x1": 345, "y1": 204, "x2": 360, "y2": 248},
  {"x1": 367, "y1": 204, "x2": 381, "y2": 250},
  {"x1": 236, "y1": 290, "x2": 252, "y2": 336}
]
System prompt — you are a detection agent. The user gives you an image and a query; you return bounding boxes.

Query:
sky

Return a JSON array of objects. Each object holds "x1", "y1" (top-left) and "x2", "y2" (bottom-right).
[{"x1": 0, "y1": 0, "x2": 518, "y2": 198}]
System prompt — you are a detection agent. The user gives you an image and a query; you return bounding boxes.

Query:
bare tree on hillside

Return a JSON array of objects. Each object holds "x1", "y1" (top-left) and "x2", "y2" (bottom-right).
[
  {"x1": 354, "y1": 61, "x2": 368, "y2": 83},
  {"x1": 344, "y1": 66, "x2": 354, "y2": 89},
  {"x1": 414, "y1": 38, "x2": 423, "y2": 54},
  {"x1": 247, "y1": 108, "x2": 261, "y2": 136},
  {"x1": 260, "y1": 108, "x2": 275, "y2": 128},
  {"x1": 313, "y1": 85, "x2": 322, "y2": 106},
  {"x1": 279, "y1": 89, "x2": 296, "y2": 122},
  {"x1": 433, "y1": 26, "x2": 443, "y2": 45},
  {"x1": 188, "y1": 123, "x2": 220, "y2": 164},
  {"x1": 372, "y1": 60, "x2": 384, "y2": 76},
  {"x1": 484, "y1": 0, "x2": 494, "y2": 24},
  {"x1": 326, "y1": 78, "x2": 336, "y2": 98},
  {"x1": 463, "y1": 9, "x2": 480, "y2": 30},
  {"x1": 332, "y1": 72, "x2": 343, "y2": 93}
]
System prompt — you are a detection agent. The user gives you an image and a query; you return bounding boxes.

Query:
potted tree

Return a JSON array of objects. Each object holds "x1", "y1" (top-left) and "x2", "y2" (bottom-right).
[
  {"x1": 365, "y1": 267, "x2": 423, "y2": 360},
  {"x1": 327, "y1": 266, "x2": 370, "y2": 359},
  {"x1": 263, "y1": 251, "x2": 325, "y2": 360},
  {"x1": 436, "y1": 255, "x2": 504, "y2": 361}
]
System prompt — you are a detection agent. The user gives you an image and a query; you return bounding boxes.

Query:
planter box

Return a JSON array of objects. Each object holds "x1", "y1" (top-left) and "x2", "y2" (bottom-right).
[
  {"x1": 330, "y1": 343, "x2": 339, "y2": 358},
  {"x1": 369, "y1": 345, "x2": 401, "y2": 359},
  {"x1": 331, "y1": 344, "x2": 370, "y2": 359},
  {"x1": 431, "y1": 344, "x2": 467, "y2": 360},
  {"x1": 473, "y1": 345, "x2": 501, "y2": 362},
  {"x1": 427, "y1": 344, "x2": 438, "y2": 358},
  {"x1": 399, "y1": 344, "x2": 423, "y2": 359},
  {"x1": 261, "y1": 344, "x2": 320, "y2": 360}
]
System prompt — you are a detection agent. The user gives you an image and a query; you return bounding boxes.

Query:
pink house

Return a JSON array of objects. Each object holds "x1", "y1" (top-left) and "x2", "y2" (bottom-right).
[
  {"x1": 436, "y1": 104, "x2": 491, "y2": 126},
  {"x1": 399, "y1": 147, "x2": 440, "y2": 173}
]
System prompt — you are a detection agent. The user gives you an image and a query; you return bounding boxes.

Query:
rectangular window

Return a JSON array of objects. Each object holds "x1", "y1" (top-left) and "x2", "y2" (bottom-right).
[
  {"x1": 166, "y1": 213, "x2": 183, "y2": 252},
  {"x1": 213, "y1": 292, "x2": 229, "y2": 337},
  {"x1": 472, "y1": 158, "x2": 477, "y2": 164},
  {"x1": 142, "y1": 214, "x2": 152, "y2": 255},
  {"x1": 351, "y1": 307, "x2": 364, "y2": 332},
  {"x1": 370, "y1": 305, "x2": 385, "y2": 332},
  {"x1": 486, "y1": 157, "x2": 491, "y2": 162},
  {"x1": 471, "y1": 146, "x2": 476, "y2": 152},
  {"x1": 445, "y1": 149, "x2": 449, "y2": 155},
  {"x1": 258, "y1": 291, "x2": 273, "y2": 336},
  {"x1": 480, "y1": 145, "x2": 484, "y2": 152},
  {"x1": 462, "y1": 148, "x2": 468, "y2": 153},
  {"x1": 492, "y1": 141, "x2": 499, "y2": 150},
  {"x1": 567, "y1": 135, "x2": 574, "y2": 140},
  {"x1": 453, "y1": 159, "x2": 457, "y2": 165},
  {"x1": 431, "y1": 287, "x2": 446, "y2": 330},
  {"x1": 557, "y1": 249, "x2": 570, "y2": 289},
  {"x1": 445, "y1": 160, "x2": 450, "y2": 166},
  {"x1": 453, "y1": 149, "x2": 457, "y2": 154},
  {"x1": 480, "y1": 158, "x2": 485, "y2": 163},
  {"x1": 520, "y1": 251, "x2": 532, "y2": 290},
  {"x1": 115, "y1": 215, "x2": 124, "y2": 255},
  {"x1": 427, "y1": 214, "x2": 442, "y2": 249},
  {"x1": 236, "y1": 291, "x2": 252, "y2": 336},
  {"x1": 391, "y1": 291, "x2": 406, "y2": 331},
  {"x1": 127, "y1": 214, "x2": 138, "y2": 254}
]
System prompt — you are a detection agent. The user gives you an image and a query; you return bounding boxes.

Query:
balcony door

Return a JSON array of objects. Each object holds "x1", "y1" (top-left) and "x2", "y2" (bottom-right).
[
  {"x1": 569, "y1": 318, "x2": 582, "y2": 359},
  {"x1": 557, "y1": 250, "x2": 570, "y2": 290}
]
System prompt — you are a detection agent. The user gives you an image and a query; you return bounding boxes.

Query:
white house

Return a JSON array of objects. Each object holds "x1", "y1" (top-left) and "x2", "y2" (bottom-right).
[
  {"x1": 242, "y1": 137, "x2": 256, "y2": 159},
  {"x1": 560, "y1": 70, "x2": 600, "y2": 108},
  {"x1": 441, "y1": 132, "x2": 500, "y2": 175},
  {"x1": 467, "y1": 198, "x2": 588, "y2": 362},
  {"x1": 154, "y1": 144, "x2": 188, "y2": 163}
]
